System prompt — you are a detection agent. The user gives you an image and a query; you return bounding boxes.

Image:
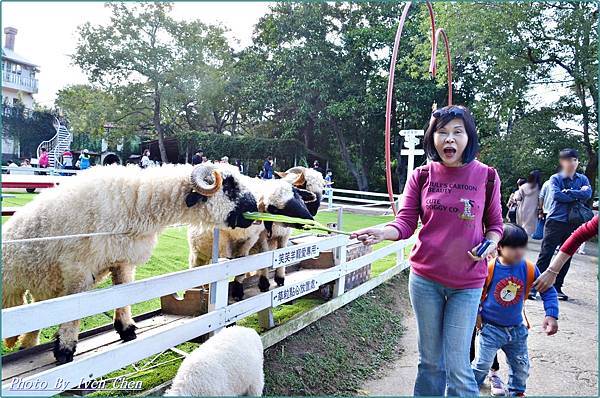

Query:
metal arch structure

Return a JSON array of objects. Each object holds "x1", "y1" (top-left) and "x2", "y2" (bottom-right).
[{"x1": 384, "y1": 1, "x2": 453, "y2": 215}]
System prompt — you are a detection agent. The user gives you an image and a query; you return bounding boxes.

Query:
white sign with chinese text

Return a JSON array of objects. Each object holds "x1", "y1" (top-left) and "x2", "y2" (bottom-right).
[
  {"x1": 272, "y1": 243, "x2": 320, "y2": 268},
  {"x1": 272, "y1": 279, "x2": 320, "y2": 306}
]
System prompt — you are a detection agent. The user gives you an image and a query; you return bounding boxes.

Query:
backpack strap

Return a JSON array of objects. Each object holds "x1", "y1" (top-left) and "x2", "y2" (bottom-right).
[
  {"x1": 523, "y1": 260, "x2": 536, "y2": 300},
  {"x1": 522, "y1": 260, "x2": 536, "y2": 329},
  {"x1": 480, "y1": 259, "x2": 496, "y2": 303},
  {"x1": 417, "y1": 165, "x2": 430, "y2": 216},
  {"x1": 483, "y1": 167, "x2": 496, "y2": 227}
]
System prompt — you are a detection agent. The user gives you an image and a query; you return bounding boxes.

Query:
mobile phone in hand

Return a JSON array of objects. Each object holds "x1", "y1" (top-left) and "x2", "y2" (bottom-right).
[{"x1": 476, "y1": 238, "x2": 493, "y2": 258}]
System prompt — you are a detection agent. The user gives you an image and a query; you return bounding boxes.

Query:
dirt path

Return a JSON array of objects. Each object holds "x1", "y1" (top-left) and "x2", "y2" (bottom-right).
[{"x1": 362, "y1": 240, "x2": 598, "y2": 396}]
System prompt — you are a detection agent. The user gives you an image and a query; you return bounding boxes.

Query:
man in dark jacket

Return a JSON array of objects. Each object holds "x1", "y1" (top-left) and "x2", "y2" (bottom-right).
[
  {"x1": 262, "y1": 156, "x2": 273, "y2": 179},
  {"x1": 191, "y1": 149, "x2": 203, "y2": 165},
  {"x1": 534, "y1": 148, "x2": 592, "y2": 301}
]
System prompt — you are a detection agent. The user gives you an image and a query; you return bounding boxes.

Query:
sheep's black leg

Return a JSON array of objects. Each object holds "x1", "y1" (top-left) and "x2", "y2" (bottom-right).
[
  {"x1": 275, "y1": 266, "x2": 285, "y2": 287},
  {"x1": 114, "y1": 318, "x2": 138, "y2": 341},
  {"x1": 231, "y1": 276, "x2": 245, "y2": 301},
  {"x1": 258, "y1": 276, "x2": 271, "y2": 292},
  {"x1": 54, "y1": 338, "x2": 75, "y2": 364},
  {"x1": 53, "y1": 319, "x2": 80, "y2": 364},
  {"x1": 110, "y1": 265, "x2": 138, "y2": 342}
]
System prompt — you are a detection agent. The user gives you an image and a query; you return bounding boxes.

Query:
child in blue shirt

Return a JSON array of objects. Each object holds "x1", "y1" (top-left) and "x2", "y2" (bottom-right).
[{"x1": 472, "y1": 223, "x2": 559, "y2": 396}]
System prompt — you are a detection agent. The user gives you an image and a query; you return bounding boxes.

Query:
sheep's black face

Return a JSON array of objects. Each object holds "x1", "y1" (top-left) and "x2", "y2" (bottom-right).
[
  {"x1": 224, "y1": 175, "x2": 257, "y2": 228},
  {"x1": 306, "y1": 192, "x2": 323, "y2": 216},
  {"x1": 265, "y1": 189, "x2": 314, "y2": 235}
]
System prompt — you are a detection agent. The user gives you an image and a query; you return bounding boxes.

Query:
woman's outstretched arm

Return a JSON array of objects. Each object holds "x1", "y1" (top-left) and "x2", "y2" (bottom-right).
[{"x1": 351, "y1": 167, "x2": 421, "y2": 245}]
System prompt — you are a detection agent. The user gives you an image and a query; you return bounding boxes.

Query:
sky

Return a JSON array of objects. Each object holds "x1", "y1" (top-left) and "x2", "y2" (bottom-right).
[
  {"x1": 2, "y1": 1, "x2": 571, "y2": 121},
  {"x1": 2, "y1": 2, "x2": 271, "y2": 107}
]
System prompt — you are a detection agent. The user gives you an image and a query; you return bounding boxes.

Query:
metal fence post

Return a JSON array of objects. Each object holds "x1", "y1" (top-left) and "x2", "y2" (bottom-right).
[{"x1": 328, "y1": 187, "x2": 333, "y2": 209}]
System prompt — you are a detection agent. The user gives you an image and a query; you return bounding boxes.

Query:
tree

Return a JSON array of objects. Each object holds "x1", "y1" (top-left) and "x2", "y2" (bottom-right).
[
  {"x1": 73, "y1": 3, "x2": 232, "y2": 162},
  {"x1": 434, "y1": 2, "x2": 598, "y2": 187},
  {"x1": 237, "y1": 3, "x2": 445, "y2": 190},
  {"x1": 55, "y1": 85, "x2": 117, "y2": 137}
]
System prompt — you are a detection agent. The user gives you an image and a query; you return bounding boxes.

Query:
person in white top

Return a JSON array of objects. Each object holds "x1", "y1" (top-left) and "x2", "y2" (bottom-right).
[
  {"x1": 141, "y1": 149, "x2": 151, "y2": 168},
  {"x1": 7, "y1": 160, "x2": 19, "y2": 173}
]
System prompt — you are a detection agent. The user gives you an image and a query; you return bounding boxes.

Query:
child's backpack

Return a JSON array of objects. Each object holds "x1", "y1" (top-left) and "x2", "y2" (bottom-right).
[{"x1": 481, "y1": 259, "x2": 536, "y2": 328}]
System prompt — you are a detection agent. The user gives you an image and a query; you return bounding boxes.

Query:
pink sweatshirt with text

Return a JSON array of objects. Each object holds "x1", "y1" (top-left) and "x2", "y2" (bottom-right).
[{"x1": 388, "y1": 160, "x2": 503, "y2": 289}]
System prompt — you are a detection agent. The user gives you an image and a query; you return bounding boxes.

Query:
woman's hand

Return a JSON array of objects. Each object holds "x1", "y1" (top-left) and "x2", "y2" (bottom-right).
[
  {"x1": 350, "y1": 226, "x2": 398, "y2": 246},
  {"x1": 533, "y1": 269, "x2": 557, "y2": 293},
  {"x1": 467, "y1": 240, "x2": 497, "y2": 262},
  {"x1": 533, "y1": 251, "x2": 570, "y2": 293},
  {"x1": 475, "y1": 314, "x2": 483, "y2": 331}
]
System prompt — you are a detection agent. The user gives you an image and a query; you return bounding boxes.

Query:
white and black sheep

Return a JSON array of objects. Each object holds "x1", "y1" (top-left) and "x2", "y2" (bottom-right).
[
  {"x1": 2, "y1": 163, "x2": 257, "y2": 364},
  {"x1": 187, "y1": 174, "x2": 316, "y2": 301},
  {"x1": 248, "y1": 167, "x2": 326, "y2": 287},
  {"x1": 165, "y1": 325, "x2": 264, "y2": 396}
]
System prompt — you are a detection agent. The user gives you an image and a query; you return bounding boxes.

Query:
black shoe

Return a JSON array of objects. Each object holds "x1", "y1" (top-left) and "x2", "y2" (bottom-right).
[{"x1": 556, "y1": 290, "x2": 569, "y2": 301}]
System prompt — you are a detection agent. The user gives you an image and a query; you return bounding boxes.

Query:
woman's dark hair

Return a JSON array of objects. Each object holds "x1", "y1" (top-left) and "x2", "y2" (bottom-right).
[
  {"x1": 517, "y1": 178, "x2": 527, "y2": 187},
  {"x1": 498, "y1": 223, "x2": 528, "y2": 249},
  {"x1": 423, "y1": 105, "x2": 480, "y2": 164},
  {"x1": 527, "y1": 170, "x2": 542, "y2": 189}
]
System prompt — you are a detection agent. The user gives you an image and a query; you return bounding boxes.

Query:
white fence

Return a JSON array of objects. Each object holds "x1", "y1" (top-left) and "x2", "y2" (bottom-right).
[
  {"x1": 325, "y1": 187, "x2": 401, "y2": 213},
  {"x1": 1, "y1": 216, "x2": 415, "y2": 397},
  {"x1": 1, "y1": 166, "x2": 80, "y2": 176}
]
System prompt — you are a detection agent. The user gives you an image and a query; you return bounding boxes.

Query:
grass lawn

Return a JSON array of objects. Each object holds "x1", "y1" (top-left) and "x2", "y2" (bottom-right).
[{"x1": 2, "y1": 192, "x2": 412, "y2": 394}]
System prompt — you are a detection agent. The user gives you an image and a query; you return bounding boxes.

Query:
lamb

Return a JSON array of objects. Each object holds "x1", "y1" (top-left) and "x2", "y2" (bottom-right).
[
  {"x1": 2, "y1": 163, "x2": 258, "y2": 364},
  {"x1": 165, "y1": 325, "x2": 264, "y2": 396},
  {"x1": 187, "y1": 174, "x2": 317, "y2": 301}
]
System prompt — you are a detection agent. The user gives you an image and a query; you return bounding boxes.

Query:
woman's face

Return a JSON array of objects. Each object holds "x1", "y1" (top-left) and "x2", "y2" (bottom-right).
[{"x1": 433, "y1": 118, "x2": 468, "y2": 167}]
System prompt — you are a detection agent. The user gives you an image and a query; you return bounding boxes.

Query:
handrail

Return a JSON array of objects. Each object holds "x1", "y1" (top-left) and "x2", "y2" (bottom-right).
[{"x1": 35, "y1": 117, "x2": 72, "y2": 169}]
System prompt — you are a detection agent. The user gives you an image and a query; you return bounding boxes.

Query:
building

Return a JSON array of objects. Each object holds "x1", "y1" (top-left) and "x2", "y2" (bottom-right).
[
  {"x1": 2, "y1": 26, "x2": 40, "y2": 159},
  {"x1": 2, "y1": 27, "x2": 39, "y2": 107}
]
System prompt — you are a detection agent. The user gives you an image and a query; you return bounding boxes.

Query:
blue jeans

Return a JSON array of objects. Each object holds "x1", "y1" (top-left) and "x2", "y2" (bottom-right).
[
  {"x1": 409, "y1": 271, "x2": 482, "y2": 396},
  {"x1": 472, "y1": 323, "x2": 529, "y2": 395}
]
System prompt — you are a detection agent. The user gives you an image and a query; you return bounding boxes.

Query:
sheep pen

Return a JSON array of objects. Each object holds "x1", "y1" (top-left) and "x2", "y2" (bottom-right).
[{"x1": 2, "y1": 163, "x2": 258, "y2": 364}]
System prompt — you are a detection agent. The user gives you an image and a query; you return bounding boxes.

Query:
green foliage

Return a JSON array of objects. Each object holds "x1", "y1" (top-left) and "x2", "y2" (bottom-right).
[
  {"x1": 56, "y1": 85, "x2": 118, "y2": 138},
  {"x1": 72, "y1": 3, "x2": 233, "y2": 162},
  {"x1": 434, "y1": 2, "x2": 598, "y2": 191},
  {"x1": 192, "y1": 132, "x2": 306, "y2": 174},
  {"x1": 1, "y1": 105, "x2": 56, "y2": 160},
  {"x1": 62, "y1": 2, "x2": 597, "y2": 193},
  {"x1": 480, "y1": 108, "x2": 586, "y2": 200}
]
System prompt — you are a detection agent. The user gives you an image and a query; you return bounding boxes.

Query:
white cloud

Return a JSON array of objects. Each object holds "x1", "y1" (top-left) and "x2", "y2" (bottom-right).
[{"x1": 1, "y1": 2, "x2": 271, "y2": 107}]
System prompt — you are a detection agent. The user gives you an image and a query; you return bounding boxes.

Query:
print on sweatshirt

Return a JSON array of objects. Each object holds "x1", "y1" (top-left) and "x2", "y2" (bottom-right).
[{"x1": 480, "y1": 259, "x2": 559, "y2": 327}]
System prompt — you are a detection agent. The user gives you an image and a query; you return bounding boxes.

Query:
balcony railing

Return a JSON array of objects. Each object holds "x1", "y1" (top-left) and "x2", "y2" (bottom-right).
[
  {"x1": 2, "y1": 104, "x2": 34, "y2": 118},
  {"x1": 2, "y1": 71, "x2": 38, "y2": 93}
]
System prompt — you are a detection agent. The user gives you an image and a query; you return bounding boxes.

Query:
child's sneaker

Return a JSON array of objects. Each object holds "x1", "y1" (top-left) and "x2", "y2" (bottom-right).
[{"x1": 488, "y1": 372, "x2": 506, "y2": 396}]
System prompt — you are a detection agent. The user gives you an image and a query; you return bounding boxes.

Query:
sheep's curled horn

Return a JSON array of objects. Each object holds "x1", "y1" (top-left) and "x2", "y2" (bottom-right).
[
  {"x1": 275, "y1": 168, "x2": 306, "y2": 187},
  {"x1": 190, "y1": 164, "x2": 223, "y2": 196}
]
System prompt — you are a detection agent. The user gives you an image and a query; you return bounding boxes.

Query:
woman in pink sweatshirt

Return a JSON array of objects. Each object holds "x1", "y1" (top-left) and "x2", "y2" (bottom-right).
[{"x1": 351, "y1": 105, "x2": 503, "y2": 396}]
